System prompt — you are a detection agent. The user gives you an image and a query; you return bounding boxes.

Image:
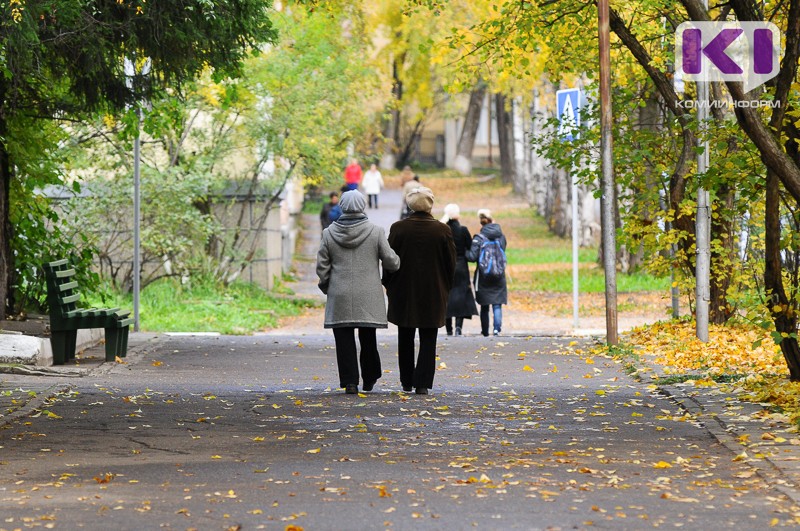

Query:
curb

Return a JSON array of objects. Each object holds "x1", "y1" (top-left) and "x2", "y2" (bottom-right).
[
  {"x1": 0, "y1": 334, "x2": 164, "y2": 429},
  {"x1": 660, "y1": 384, "x2": 800, "y2": 505}
]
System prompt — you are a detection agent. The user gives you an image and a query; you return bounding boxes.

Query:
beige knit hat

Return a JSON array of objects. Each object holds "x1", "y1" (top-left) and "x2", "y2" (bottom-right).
[{"x1": 406, "y1": 187, "x2": 434, "y2": 213}]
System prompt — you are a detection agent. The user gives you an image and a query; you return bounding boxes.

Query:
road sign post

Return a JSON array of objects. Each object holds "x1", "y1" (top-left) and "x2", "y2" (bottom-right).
[{"x1": 557, "y1": 88, "x2": 582, "y2": 329}]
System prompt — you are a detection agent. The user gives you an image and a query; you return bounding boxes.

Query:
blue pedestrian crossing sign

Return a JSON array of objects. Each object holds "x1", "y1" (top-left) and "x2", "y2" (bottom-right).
[{"x1": 556, "y1": 88, "x2": 581, "y2": 141}]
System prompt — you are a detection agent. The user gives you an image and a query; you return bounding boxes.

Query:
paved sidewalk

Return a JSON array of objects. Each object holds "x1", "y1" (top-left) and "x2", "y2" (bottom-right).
[
  {"x1": 642, "y1": 368, "x2": 800, "y2": 505},
  {"x1": 2, "y1": 333, "x2": 800, "y2": 528}
]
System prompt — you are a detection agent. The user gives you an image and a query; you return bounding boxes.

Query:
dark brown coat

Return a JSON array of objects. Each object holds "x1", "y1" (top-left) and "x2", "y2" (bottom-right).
[{"x1": 384, "y1": 212, "x2": 457, "y2": 328}]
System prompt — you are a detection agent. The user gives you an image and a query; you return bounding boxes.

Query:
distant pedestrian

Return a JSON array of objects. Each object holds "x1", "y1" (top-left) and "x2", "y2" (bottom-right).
[
  {"x1": 399, "y1": 166, "x2": 420, "y2": 220},
  {"x1": 466, "y1": 209, "x2": 507, "y2": 337},
  {"x1": 361, "y1": 164, "x2": 384, "y2": 209},
  {"x1": 385, "y1": 187, "x2": 456, "y2": 395},
  {"x1": 344, "y1": 159, "x2": 363, "y2": 191},
  {"x1": 440, "y1": 204, "x2": 478, "y2": 336},
  {"x1": 320, "y1": 192, "x2": 340, "y2": 231},
  {"x1": 316, "y1": 190, "x2": 400, "y2": 394}
]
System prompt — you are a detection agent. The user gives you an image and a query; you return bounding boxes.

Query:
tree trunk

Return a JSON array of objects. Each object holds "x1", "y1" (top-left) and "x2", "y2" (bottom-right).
[
  {"x1": 381, "y1": 52, "x2": 404, "y2": 170},
  {"x1": 708, "y1": 184, "x2": 736, "y2": 324},
  {"x1": 453, "y1": 82, "x2": 486, "y2": 175},
  {"x1": 765, "y1": 169, "x2": 800, "y2": 380},
  {"x1": 495, "y1": 93, "x2": 516, "y2": 185},
  {"x1": 395, "y1": 119, "x2": 423, "y2": 170},
  {"x1": 0, "y1": 117, "x2": 10, "y2": 320}
]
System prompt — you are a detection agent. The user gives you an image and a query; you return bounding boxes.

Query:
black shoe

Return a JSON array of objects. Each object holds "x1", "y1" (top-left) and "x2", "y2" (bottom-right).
[
  {"x1": 402, "y1": 385, "x2": 412, "y2": 392},
  {"x1": 415, "y1": 387, "x2": 428, "y2": 395},
  {"x1": 455, "y1": 327, "x2": 462, "y2": 336},
  {"x1": 363, "y1": 381, "x2": 376, "y2": 392},
  {"x1": 345, "y1": 384, "x2": 358, "y2": 394}
]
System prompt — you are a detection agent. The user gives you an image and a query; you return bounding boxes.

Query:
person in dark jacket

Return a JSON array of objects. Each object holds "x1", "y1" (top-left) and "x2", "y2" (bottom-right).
[
  {"x1": 319, "y1": 192, "x2": 339, "y2": 230},
  {"x1": 384, "y1": 187, "x2": 456, "y2": 394},
  {"x1": 466, "y1": 209, "x2": 507, "y2": 336},
  {"x1": 316, "y1": 190, "x2": 401, "y2": 394},
  {"x1": 440, "y1": 203, "x2": 477, "y2": 336}
]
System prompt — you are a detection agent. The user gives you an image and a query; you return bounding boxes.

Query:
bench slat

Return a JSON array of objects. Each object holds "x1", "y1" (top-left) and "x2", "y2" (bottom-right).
[
  {"x1": 54, "y1": 269, "x2": 76, "y2": 279},
  {"x1": 58, "y1": 281, "x2": 79, "y2": 292},
  {"x1": 59, "y1": 294, "x2": 80, "y2": 305},
  {"x1": 46, "y1": 259, "x2": 69, "y2": 268}
]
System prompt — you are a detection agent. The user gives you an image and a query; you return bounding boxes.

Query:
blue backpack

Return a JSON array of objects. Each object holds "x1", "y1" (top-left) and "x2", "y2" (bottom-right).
[
  {"x1": 477, "y1": 236, "x2": 506, "y2": 279},
  {"x1": 328, "y1": 204, "x2": 342, "y2": 223}
]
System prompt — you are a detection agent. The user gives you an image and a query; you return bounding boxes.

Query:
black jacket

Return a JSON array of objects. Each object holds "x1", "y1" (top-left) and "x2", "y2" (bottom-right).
[{"x1": 466, "y1": 223, "x2": 507, "y2": 305}]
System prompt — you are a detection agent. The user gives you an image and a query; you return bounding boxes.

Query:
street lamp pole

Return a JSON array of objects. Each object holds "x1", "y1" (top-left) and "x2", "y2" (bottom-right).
[{"x1": 695, "y1": 1, "x2": 711, "y2": 342}]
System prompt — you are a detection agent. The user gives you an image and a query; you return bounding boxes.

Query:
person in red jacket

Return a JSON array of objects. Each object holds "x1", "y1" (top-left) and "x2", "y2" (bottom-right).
[{"x1": 344, "y1": 159, "x2": 363, "y2": 191}]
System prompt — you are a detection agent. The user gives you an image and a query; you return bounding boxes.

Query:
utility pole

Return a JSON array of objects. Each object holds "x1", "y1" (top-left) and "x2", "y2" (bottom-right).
[
  {"x1": 598, "y1": 0, "x2": 618, "y2": 345},
  {"x1": 695, "y1": 1, "x2": 711, "y2": 342},
  {"x1": 133, "y1": 114, "x2": 141, "y2": 332}
]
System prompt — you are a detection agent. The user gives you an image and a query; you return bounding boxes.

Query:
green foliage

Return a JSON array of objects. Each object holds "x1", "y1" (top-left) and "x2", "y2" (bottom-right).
[
  {"x1": 57, "y1": 4, "x2": 378, "y2": 291},
  {"x1": 6, "y1": 115, "x2": 98, "y2": 314},
  {"x1": 246, "y1": 6, "x2": 379, "y2": 188},
  {"x1": 0, "y1": 0, "x2": 279, "y2": 317},
  {"x1": 62, "y1": 131, "x2": 218, "y2": 291},
  {"x1": 0, "y1": 0, "x2": 277, "y2": 112}
]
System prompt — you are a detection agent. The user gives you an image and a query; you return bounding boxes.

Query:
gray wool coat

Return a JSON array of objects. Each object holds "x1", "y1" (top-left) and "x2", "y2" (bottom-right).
[{"x1": 316, "y1": 214, "x2": 400, "y2": 328}]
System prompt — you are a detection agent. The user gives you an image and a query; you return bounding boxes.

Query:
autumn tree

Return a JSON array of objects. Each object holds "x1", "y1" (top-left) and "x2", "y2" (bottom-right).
[
  {"x1": 676, "y1": 0, "x2": 800, "y2": 380},
  {"x1": 0, "y1": 0, "x2": 276, "y2": 318},
  {"x1": 62, "y1": 3, "x2": 378, "y2": 290}
]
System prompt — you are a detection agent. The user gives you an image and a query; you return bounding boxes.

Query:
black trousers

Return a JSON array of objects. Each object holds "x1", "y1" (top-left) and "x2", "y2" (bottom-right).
[
  {"x1": 368, "y1": 194, "x2": 379, "y2": 208},
  {"x1": 445, "y1": 317, "x2": 464, "y2": 335},
  {"x1": 332, "y1": 327, "x2": 382, "y2": 388},
  {"x1": 397, "y1": 327, "x2": 438, "y2": 389}
]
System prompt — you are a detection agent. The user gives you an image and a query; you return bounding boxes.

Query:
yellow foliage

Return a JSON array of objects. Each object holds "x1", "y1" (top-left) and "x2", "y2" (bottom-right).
[
  {"x1": 620, "y1": 321, "x2": 800, "y2": 426},
  {"x1": 626, "y1": 321, "x2": 784, "y2": 376}
]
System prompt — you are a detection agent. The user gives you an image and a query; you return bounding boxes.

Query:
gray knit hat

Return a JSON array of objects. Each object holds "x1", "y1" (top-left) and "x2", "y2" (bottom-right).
[{"x1": 339, "y1": 190, "x2": 367, "y2": 213}]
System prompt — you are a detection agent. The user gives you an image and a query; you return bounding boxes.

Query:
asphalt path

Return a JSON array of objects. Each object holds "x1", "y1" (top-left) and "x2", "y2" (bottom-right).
[{"x1": 1, "y1": 333, "x2": 799, "y2": 529}]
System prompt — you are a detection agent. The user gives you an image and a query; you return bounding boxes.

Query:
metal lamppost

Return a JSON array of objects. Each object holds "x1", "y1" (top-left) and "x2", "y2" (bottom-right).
[{"x1": 124, "y1": 58, "x2": 151, "y2": 332}]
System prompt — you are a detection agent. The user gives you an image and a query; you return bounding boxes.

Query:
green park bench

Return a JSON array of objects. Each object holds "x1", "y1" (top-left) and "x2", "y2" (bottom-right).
[{"x1": 43, "y1": 259, "x2": 134, "y2": 365}]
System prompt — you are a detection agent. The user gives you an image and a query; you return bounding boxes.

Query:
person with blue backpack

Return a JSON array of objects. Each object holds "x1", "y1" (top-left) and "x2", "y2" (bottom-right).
[{"x1": 466, "y1": 209, "x2": 507, "y2": 337}]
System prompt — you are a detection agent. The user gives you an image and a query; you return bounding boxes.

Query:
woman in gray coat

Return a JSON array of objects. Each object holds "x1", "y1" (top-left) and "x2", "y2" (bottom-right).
[{"x1": 316, "y1": 190, "x2": 400, "y2": 394}]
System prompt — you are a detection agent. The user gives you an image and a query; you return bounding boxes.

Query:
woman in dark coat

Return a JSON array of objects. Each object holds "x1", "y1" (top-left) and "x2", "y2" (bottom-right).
[
  {"x1": 384, "y1": 187, "x2": 456, "y2": 395},
  {"x1": 466, "y1": 209, "x2": 507, "y2": 336},
  {"x1": 441, "y1": 203, "x2": 477, "y2": 336}
]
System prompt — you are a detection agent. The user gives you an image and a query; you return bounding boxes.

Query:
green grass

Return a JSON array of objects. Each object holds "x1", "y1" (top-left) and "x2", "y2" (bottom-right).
[
  {"x1": 302, "y1": 196, "x2": 326, "y2": 214},
  {"x1": 515, "y1": 267, "x2": 670, "y2": 293},
  {"x1": 87, "y1": 278, "x2": 316, "y2": 334},
  {"x1": 503, "y1": 207, "x2": 670, "y2": 293},
  {"x1": 507, "y1": 246, "x2": 597, "y2": 265}
]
